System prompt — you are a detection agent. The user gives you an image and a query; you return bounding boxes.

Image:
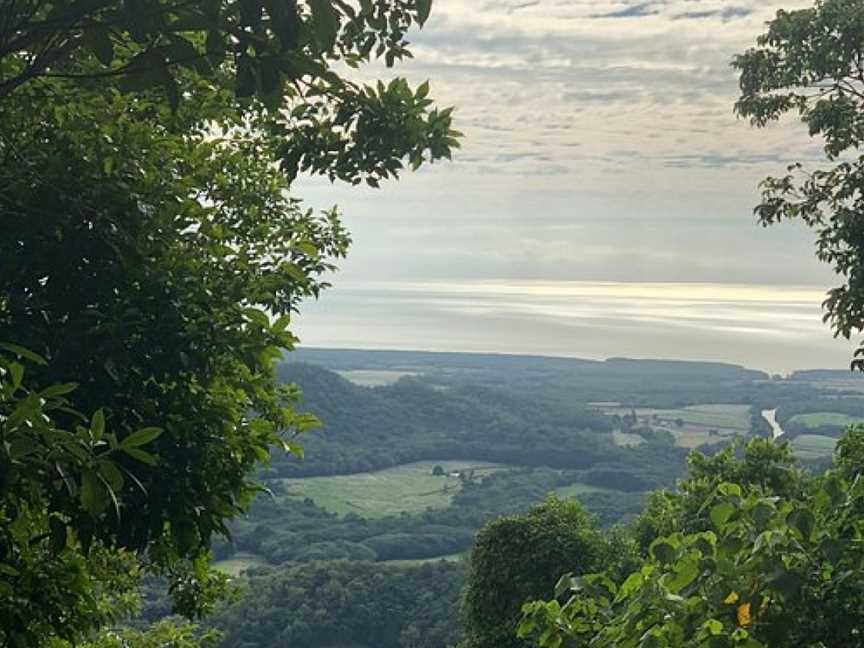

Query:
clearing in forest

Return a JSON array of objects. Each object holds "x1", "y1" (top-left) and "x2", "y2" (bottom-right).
[
  {"x1": 791, "y1": 434, "x2": 838, "y2": 460},
  {"x1": 278, "y1": 460, "x2": 508, "y2": 518}
]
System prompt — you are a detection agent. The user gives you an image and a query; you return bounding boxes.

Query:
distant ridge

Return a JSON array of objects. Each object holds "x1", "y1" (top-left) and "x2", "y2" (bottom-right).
[{"x1": 291, "y1": 347, "x2": 768, "y2": 378}]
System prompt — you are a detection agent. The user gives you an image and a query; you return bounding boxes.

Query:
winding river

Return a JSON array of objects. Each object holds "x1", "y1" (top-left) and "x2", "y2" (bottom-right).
[{"x1": 761, "y1": 408, "x2": 785, "y2": 440}]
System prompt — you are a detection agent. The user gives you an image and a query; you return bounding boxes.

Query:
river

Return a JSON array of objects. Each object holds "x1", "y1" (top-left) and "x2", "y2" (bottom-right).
[{"x1": 761, "y1": 408, "x2": 785, "y2": 440}]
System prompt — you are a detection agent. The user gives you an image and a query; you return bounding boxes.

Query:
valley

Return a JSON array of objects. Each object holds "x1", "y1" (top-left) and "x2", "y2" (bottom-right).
[{"x1": 194, "y1": 349, "x2": 864, "y2": 648}]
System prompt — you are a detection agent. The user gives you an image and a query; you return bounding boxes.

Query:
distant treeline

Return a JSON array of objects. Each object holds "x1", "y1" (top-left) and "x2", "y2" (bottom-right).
[{"x1": 271, "y1": 363, "x2": 687, "y2": 480}]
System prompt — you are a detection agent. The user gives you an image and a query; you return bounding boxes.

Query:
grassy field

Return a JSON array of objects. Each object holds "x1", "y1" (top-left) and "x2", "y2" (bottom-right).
[
  {"x1": 604, "y1": 404, "x2": 749, "y2": 448},
  {"x1": 555, "y1": 482, "x2": 619, "y2": 498},
  {"x1": 791, "y1": 434, "x2": 838, "y2": 460},
  {"x1": 787, "y1": 412, "x2": 864, "y2": 429},
  {"x1": 336, "y1": 369, "x2": 419, "y2": 387},
  {"x1": 212, "y1": 553, "x2": 267, "y2": 576},
  {"x1": 278, "y1": 461, "x2": 508, "y2": 518},
  {"x1": 383, "y1": 552, "x2": 467, "y2": 567},
  {"x1": 611, "y1": 431, "x2": 644, "y2": 447}
]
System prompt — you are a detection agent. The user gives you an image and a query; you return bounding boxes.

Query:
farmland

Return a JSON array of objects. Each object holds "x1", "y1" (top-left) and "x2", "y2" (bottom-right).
[
  {"x1": 603, "y1": 403, "x2": 750, "y2": 449},
  {"x1": 791, "y1": 434, "x2": 838, "y2": 460},
  {"x1": 277, "y1": 460, "x2": 508, "y2": 518},
  {"x1": 787, "y1": 412, "x2": 864, "y2": 429},
  {"x1": 336, "y1": 369, "x2": 419, "y2": 387}
]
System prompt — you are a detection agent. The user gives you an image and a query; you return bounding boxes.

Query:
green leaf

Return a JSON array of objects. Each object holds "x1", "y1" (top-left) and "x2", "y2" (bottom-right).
[
  {"x1": 8, "y1": 362, "x2": 23, "y2": 390},
  {"x1": 123, "y1": 446, "x2": 159, "y2": 466},
  {"x1": 618, "y1": 572, "x2": 643, "y2": 599},
  {"x1": 121, "y1": 426, "x2": 163, "y2": 449},
  {"x1": 664, "y1": 558, "x2": 698, "y2": 594},
  {"x1": 710, "y1": 502, "x2": 735, "y2": 529},
  {"x1": 39, "y1": 382, "x2": 79, "y2": 399},
  {"x1": 309, "y1": 0, "x2": 340, "y2": 49},
  {"x1": 650, "y1": 538, "x2": 678, "y2": 565},
  {"x1": 416, "y1": 0, "x2": 432, "y2": 25},
  {"x1": 416, "y1": 80, "x2": 430, "y2": 100},
  {"x1": 702, "y1": 619, "x2": 724, "y2": 636},
  {"x1": 97, "y1": 459, "x2": 125, "y2": 492},
  {"x1": 80, "y1": 469, "x2": 107, "y2": 516},
  {"x1": 0, "y1": 343, "x2": 46, "y2": 365},
  {"x1": 717, "y1": 482, "x2": 742, "y2": 497},
  {"x1": 91, "y1": 409, "x2": 105, "y2": 440}
]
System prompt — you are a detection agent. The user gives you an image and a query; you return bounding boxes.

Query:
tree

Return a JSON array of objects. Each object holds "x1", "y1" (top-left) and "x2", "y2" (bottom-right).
[
  {"x1": 631, "y1": 438, "x2": 808, "y2": 553},
  {"x1": 0, "y1": 1, "x2": 459, "y2": 644},
  {"x1": 519, "y1": 426, "x2": 864, "y2": 648},
  {"x1": 460, "y1": 497, "x2": 623, "y2": 648},
  {"x1": 734, "y1": 0, "x2": 864, "y2": 369},
  {"x1": 0, "y1": 1, "x2": 458, "y2": 187}
]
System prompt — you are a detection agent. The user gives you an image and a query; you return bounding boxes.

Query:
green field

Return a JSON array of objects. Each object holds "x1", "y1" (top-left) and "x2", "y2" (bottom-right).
[
  {"x1": 787, "y1": 412, "x2": 864, "y2": 429},
  {"x1": 611, "y1": 431, "x2": 644, "y2": 447},
  {"x1": 383, "y1": 552, "x2": 467, "y2": 567},
  {"x1": 791, "y1": 434, "x2": 838, "y2": 460},
  {"x1": 212, "y1": 553, "x2": 267, "y2": 576},
  {"x1": 555, "y1": 482, "x2": 619, "y2": 498},
  {"x1": 604, "y1": 404, "x2": 749, "y2": 448},
  {"x1": 279, "y1": 461, "x2": 508, "y2": 518},
  {"x1": 336, "y1": 369, "x2": 419, "y2": 386}
]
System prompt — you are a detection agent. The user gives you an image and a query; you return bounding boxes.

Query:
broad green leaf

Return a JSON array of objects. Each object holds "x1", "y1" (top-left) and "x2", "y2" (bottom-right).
[
  {"x1": 650, "y1": 538, "x2": 678, "y2": 565},
  {"x1": 0, "y1": 342, "x2": 47, "y2": 365},
  {"x1": 90, "y1": 409, "x2": 105, "y2": 440},
  {"x1": 80, "y1": 469, "x2": 107, "y2": 516},
  {"x1": 416, "y1": 0, "x2": 432, "y2": 25},
  {"x1": 39, "y1": 382, "x2": 79, "y2": 398},
  {"x1": 123, "y1": 446, "x2": 159, "y2": 466},
  {"x1": 121, "y1": 427, "x2": 163, "y2": 449},
  {"x1": 664, "y1": 558, "x2": 698, "y2": 594},
  {"x1": 710, "y1": 502, "x2": 735, "y2": 529},
  {"x1": 8, "y1": 362, "x2": 23, "y2": 390}
]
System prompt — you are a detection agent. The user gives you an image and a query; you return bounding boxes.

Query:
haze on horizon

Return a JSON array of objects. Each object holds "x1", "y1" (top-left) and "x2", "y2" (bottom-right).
[{"x1": 293, "y1": 0, "x2": 855, "y2": 372}]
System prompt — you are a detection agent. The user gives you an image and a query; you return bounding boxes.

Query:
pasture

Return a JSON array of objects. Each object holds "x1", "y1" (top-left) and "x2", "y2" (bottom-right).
[
  {"x1": 213, "y1": 553, "x2": 267, "y2": 576},
  {"x1": 791, "y1": 434, "x2": 838, "y2": 460},
  {"x1": 604, "y1": 404, "x2": 749, "y2": 448},
  {"x1": 278, "y1": 460, "x2": 508, "y2": 518},
  {"x1": 555, "y1": 482, "x2": 620, "y2": 497},
  {"x1": 383, "y1": 552, "x2": 467, "y2": 567},
  {"x1": 337, "y1": 369, "x2": 419, "y2": 387},
  {"x1": 787, "y1": 412, "x2": 864, "y2": 429}
]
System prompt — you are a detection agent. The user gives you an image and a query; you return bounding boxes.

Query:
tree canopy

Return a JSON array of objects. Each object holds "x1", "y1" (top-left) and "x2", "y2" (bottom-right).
[
  {"x1": 519, "y1": 429, "x2": 864, "y2": 648},
  {"x1": 0, "y1": 1, "x2": 459, "y2": 645},
  {"x1": 734, "y1": 0, "x2": 864, "y2": 369}
]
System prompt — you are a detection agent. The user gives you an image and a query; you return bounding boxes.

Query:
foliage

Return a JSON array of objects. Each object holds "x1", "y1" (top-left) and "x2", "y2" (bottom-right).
[
  {"x1": 0, "y1": 346, "x2": 157, "y2": 645},
  {"x1": 79, "y1": 620, "x2": 221, "y2": 648},
  {"x1": 0, "y1": 1, "x2": 458, "y2": 644},
  {"x1": 210, "y1": 560, "x2": 465, "y2": 648},
  {"x1": 519, "y1": 427, "x2": 864, "y2": 648},
  {"x1": 271, "y1": 364, "x2": 685, "y2": 482},
  {"x1": 0, "y1": 0, "x2": 458, "y2": 187},
  {"x1": 734, "y1": 0, "x2": 864, "y2": 369},
  {"x1": 460, "y1": 497, "x2": 626, "y2": 648}
]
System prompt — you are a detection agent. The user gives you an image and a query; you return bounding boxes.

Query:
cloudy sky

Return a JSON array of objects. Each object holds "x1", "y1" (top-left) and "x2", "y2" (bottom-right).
[{"x1": 292, "y1": 0, "x2": 857, "y2": 372}]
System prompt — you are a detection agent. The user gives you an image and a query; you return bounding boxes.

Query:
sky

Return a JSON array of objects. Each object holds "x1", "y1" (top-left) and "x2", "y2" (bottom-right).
[{"x1": 291, "y1": 0, "x2": 857, "y2": 372}]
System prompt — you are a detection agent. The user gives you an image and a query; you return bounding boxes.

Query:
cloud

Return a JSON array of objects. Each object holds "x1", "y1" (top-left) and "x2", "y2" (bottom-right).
[
  {"x1": 673, "y1": 7, "x2": 754, "y2": 21},
  {"x1": 590, "y1": 2, "x2": 661, "y2": 18},
  {"x1": 294, "y1": 0, "x2": 827, "y2": 294}
]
